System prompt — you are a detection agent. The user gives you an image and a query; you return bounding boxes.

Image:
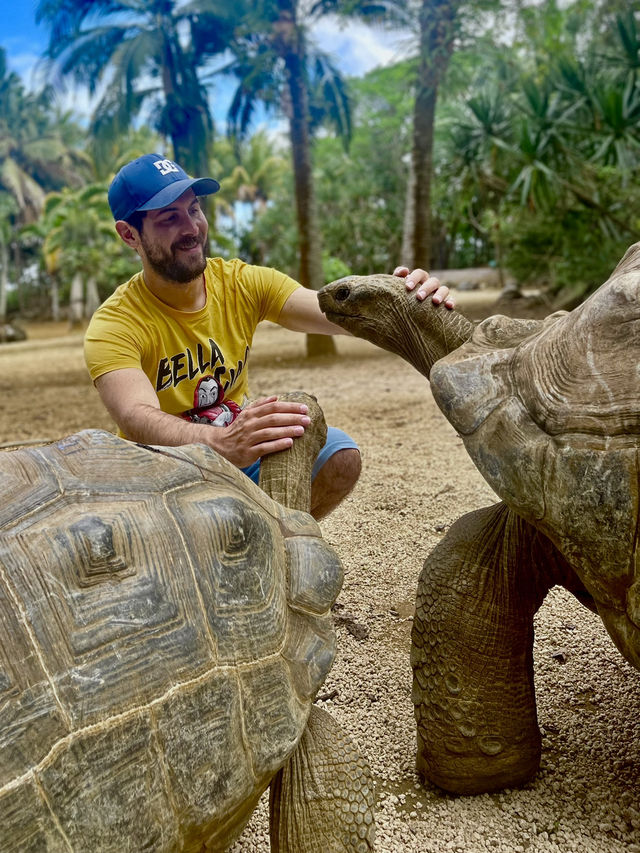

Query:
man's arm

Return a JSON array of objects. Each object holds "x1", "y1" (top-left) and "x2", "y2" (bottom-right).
[
  {"x1": 277, "y1": 287, "x2": 349, "y2": 334},
  {"x1": 95, "y1": 368, "x2": 312, "y2": 467},
  {"x1": 277, "y1": 269, "x2": 454, "y2": 334}
]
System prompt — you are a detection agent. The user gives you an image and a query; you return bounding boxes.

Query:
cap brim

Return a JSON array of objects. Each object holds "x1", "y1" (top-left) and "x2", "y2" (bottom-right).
[{"x1": 137, "y1": 177, "x2": 220, "y2": 212}]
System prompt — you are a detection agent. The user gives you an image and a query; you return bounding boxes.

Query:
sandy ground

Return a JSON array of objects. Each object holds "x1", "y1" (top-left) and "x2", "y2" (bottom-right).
[{"x1": 1, "y1": 288, "x2": 639, "y2": 852}]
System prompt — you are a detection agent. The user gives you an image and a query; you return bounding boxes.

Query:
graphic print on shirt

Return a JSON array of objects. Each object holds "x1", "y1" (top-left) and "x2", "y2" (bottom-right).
[
  {"x1": 181, "y1": 375, "x2": 242, "y2": 426},
  {"x1": 156, "y1": 339, "x2": 249, "y2": 392}
]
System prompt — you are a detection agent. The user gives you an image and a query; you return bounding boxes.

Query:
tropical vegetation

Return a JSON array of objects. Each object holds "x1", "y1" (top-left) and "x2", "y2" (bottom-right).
[{"x1": 0, "y1": 0, "x2": 638, "y2": 332}]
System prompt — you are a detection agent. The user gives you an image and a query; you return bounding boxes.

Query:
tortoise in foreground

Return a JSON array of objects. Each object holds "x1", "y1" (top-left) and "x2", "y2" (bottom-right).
[
  {"x1": 0, "y1": 400, "x2": 374, "y2": 851},
  {"x1": 319, "y1": 243, "x2": 640, "y2": 795}
]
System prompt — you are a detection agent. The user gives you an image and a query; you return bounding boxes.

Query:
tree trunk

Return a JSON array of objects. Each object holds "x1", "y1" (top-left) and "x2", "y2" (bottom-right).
[
  {"x1": 85, "y1": 276, "x2": 101, "y2": 318},
  {"x1": 401, "y1": 156, "x2": 416, "y2": 270},
  {"x1": 411, "y1": 0, "x2": 458, "y2": 270},
  {"x1": 161, "y1": 17, "x2": 215, "y2": 242},
  {"x1": 68, "y1": 272, "x2": 84, "y2": 329},
  {"x1": 50, "y1": 275, "x2": 60, "y2": 322},
  {"x1": 282, "y1": 17, "x2": 336, "y2": 358},
  {"x1": 0, "y1": 239, "x2": 8, "y2": 325},
  {"x1": 412, "y1": 80, "x2": 437, "y2": 270}
]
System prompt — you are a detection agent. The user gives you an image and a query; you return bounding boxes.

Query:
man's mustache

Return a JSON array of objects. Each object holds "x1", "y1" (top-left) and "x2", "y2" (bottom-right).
[{"x1": 173, "y1": 236, "x2": 204, "y2": 251}]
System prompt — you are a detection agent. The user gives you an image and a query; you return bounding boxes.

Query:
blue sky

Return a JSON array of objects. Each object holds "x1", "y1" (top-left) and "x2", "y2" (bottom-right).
[
  {"x1": 1, "y1": 2, "x2": 409, "y2": 124},
  {"x1": 2, "y1": 1, "x2": 49, "y2": 85}
]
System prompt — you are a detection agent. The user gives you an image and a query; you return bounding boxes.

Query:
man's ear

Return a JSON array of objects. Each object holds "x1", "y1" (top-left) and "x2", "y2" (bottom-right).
[{"x1": 115, "y1": 220, "x2": 140, "y2": 249}]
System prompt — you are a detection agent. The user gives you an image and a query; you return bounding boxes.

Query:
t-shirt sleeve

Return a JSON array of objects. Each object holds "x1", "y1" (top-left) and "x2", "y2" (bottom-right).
[
  {"x1": 240, "y1": 264, "x2": 301, "y2": 323},
  {"x1": 84, "y1": 307, "x2": 144, "y2": 382}
]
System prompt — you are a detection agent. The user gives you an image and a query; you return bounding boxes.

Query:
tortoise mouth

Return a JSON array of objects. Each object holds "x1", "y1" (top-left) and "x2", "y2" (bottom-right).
[{"x1": 323, "y1": 309, "x2": 369, "y2": 327}]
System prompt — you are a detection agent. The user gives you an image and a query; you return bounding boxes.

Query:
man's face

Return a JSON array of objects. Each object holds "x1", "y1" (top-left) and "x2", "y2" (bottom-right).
[{"x1": 138, "y1": 189, "x2": 209, "y2": 284}]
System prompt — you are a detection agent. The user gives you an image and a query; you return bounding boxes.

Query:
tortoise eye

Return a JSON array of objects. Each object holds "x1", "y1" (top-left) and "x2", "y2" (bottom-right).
[{"x1": 335, "y1": 285, "x2": 351, "y2": 302}]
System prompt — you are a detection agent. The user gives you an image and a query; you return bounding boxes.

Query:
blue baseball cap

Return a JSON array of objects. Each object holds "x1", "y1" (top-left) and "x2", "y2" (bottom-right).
[{"x1": 108, "y1": 153, "x2": 220, "y2": 221}]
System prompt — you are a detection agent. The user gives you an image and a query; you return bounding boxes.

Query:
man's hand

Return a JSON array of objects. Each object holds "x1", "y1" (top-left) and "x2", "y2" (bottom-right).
[
  {"x1": 394, "y1": 266, "x2": 455, "y2": 309},
  {"x1": 211, "y1": 396, "x2": 311, "y2": 467},
  {"x1": 95, "y1": 370, "x2": 312, "y2": 468}
]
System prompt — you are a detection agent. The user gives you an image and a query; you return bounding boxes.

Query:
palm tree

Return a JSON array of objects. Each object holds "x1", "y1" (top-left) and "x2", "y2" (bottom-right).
[
  {"x1": 35, "y1": 0, "x2": 234, "y2": 195},
  {"x1": 213, "y1": 131, "x2": 287, "y2": 219},
  {"x1": 0, "y1": 47, "x2": 91, "y2": 322},
  {"x1": 22, "y1": 183, "x2": 123, "y2": 324},
  {"x1": 224, "y1": 3, "x2": 340, "y2": 355},
  {"x1": 0, "y1": 192, "x2": 18, "y2": 325},
  {"x1": 210, "y1": 131, "x2": 288, "y2": 255},
  {"x1": 401, "y1": 0, "x2": 520, "y2": 270},
  {"x1": 199, "y1": 0, "x2": 404, "y2": 356},
  {"x1": 87, "y1": 125, "x2": 165, "y2": 184},
  {"x1": 0, "y1": 61, "x2": 46, "y2": 227},
  {"x1": 405, "y1": 0, "x2": 460, "y2": 270},
  {"x1": 0, "y1": 48, "x2": 87, "y2": 226}
]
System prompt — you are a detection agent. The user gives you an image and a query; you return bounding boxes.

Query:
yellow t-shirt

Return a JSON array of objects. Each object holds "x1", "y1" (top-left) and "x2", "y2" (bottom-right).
[{"x1": 84, "y1": 257, "x2": 300, "y2": 428}]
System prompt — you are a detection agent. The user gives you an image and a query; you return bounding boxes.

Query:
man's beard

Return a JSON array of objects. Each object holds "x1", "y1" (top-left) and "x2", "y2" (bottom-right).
[{"x1": 141, "y1": 233, "x2": 207, "y2": 284}]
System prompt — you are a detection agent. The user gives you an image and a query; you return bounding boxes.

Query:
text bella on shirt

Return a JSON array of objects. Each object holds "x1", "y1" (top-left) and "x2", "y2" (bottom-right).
[{"x1": 155, "y1": 339, "x2": 249, "y2": 393}]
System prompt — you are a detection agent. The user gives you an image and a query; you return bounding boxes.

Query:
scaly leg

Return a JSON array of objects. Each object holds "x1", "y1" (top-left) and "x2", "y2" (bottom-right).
[
  {"x1": 412, "y1": 501, "x2": 573, "y2": 794},
  {"x1": 269, "y1": 706, "x2": 375, "y2": 853},
  {"x1": 259, "y1": 392, "x2": 326, "y2": 513}
]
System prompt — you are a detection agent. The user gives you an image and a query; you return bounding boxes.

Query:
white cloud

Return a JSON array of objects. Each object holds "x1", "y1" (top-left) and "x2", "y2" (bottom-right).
[
  {"x1": 7, "y1": 49, "x2": 43, "y2": 85},
  {"x1": 309, "y1": 17, "x2": 413, "y2": 77},
  {"x1": 5, "y1": 14, "x2": 414, "y2": 125}
]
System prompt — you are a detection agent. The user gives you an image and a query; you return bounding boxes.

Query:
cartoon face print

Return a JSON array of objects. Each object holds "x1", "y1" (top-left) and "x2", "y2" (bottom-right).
[{"x1": 194, "y1": 375, "x2": 222, "y2": 409}]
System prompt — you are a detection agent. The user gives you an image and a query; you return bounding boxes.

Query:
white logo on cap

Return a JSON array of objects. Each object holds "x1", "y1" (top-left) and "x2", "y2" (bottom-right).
[{"x1": 153, "y1": 159, "x2": 180, "y2": 177}]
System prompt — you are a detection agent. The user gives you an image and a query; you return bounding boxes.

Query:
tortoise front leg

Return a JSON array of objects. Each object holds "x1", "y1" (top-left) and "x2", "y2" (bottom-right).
[
  {"x1": 259, "y1": 392, "x2": 327, "y2": 514},
  {"x1": 269, "y1": 705, "x2": 375, "y2": 852},
  {"x1": 412, "y1": 501, "x2": 569, "y2": 794}
]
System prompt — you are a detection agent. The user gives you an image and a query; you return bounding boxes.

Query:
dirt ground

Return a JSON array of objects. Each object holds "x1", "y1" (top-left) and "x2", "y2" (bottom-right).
[{"x1": 1, "y1": 287, "x2": 639, "y2": 852}]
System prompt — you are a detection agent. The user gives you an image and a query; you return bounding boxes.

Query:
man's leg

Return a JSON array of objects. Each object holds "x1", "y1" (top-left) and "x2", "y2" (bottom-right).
[
  {"x1": 309, "y1": 428, "x2": 361, "y2": 520},
  {"x1": 242, "y1": 427, "x2": 361, "y2": 520}
]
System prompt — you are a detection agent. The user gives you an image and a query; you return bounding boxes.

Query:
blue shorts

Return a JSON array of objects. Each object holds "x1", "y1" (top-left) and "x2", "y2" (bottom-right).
[{"x1": 241, "y1": 426, "x2": 359, "y2": 484}]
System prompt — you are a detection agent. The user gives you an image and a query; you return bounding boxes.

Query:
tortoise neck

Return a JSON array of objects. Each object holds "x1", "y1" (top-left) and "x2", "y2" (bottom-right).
[{"x1": 397, "y1": 300, "x2": 475, "y2": 379}]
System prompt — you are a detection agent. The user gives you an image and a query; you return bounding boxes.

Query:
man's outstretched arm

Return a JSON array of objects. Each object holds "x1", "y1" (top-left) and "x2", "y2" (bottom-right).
[{"x1": 277, "y1": 268, "x2": 454, "y2": 334}]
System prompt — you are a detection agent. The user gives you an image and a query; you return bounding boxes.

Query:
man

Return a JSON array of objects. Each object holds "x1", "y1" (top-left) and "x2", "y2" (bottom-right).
[{"x1": 84, "y1": 153, "x2": 454, "y2": 519}]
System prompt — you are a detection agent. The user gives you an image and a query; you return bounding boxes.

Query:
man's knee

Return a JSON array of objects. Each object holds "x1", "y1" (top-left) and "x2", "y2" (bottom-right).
[
  {"x1": 334, "y1": 447, "x2": 361, "y2": 487},
  {"x1": 320, "y1": 445, "x2": 360, "y2": 482},
  {"x1": 310, "y1": 448, "x2": 361, "y2": 519}
]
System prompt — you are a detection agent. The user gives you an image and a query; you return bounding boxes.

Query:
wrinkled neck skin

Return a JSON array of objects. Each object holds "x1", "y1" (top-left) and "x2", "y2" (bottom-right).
[{"x1": 318, "y1": 275, "x2": 474, "y2": 378}]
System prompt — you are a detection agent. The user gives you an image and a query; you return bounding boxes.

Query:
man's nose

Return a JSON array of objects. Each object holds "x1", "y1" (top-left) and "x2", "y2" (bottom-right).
[{"x1": 179, "y1": 211, "x2": 200, "y2": 234}]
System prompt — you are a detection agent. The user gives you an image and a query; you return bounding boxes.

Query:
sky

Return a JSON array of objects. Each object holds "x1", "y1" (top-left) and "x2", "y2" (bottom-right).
[
  {"x1": 2, "y1": 2, "x2": 50, "y2": 86},
  {"x1": 0, "y1": 1, "x2": 410, "y2": 124}
]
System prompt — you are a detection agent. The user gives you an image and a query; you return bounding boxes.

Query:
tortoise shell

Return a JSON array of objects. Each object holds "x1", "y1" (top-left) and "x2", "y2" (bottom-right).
[
  {"x1": 0, "y1": 430, "x2": 342, "y2": 851},
  {"x1": 429, "y1": 243, "x2": 640, "y2": 670}
]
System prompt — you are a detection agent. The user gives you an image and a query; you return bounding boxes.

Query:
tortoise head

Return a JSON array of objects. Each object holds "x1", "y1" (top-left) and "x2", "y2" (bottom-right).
[
  {"x1": 429, "y1": 242, "x2": 640, "y2": 668},
  {"x1": 319, "y1": 274, "x2": 474, "y2": 378}
]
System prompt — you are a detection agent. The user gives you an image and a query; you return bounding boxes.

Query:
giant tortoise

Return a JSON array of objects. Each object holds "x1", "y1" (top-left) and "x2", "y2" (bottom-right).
[
  {"x1": 319, "y1": 243, "x2": 640, "y2": 795},
  {"x1": 0, "y1": 394, "x2": 374, "y2": 851}
]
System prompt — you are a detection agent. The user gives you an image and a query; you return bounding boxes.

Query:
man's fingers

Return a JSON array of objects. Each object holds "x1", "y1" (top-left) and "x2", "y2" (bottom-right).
[
  {"x1": 416, "y1": 281, "x2": 447, "y2": 302},
  {"x1": 403, "y1": 268, "x2": 429, "y2": 291},
  {"x1": 247, "y1": 396, "x2": 309, "y2": 416},
  {"x1": 242, "y1": 409, "x2": 311, "y2": 431}
]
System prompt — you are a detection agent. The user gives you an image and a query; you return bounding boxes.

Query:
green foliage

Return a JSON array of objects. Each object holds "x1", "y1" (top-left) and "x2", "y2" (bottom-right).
[
  {"x1": 35, "y1": 0, "x2": 228, "y2": 178},
  {"x1": 5, "y1": 0, "x2": 640, "y2": 319},
  {"x1": 429, "y1": 2, "x2": 640, "y2": 295},
  {"x1": 241, "y1": 187, "x2": 299, "y2": 275},
  {"x1": 0, "y1": 46, "x2": 89, "y2": 225},
  {"x1": 20, "y1": 182, "x2": 140, "y2": 307},
  {"x1": 322, "y1": 253, "x2": 352, "y2": 283},
  {"x1": 501, "y1": 204, "x2": 633, "y2": 307},
  {"x1": 234, "y1": 62, "x2": 414, "y2": 275}
]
